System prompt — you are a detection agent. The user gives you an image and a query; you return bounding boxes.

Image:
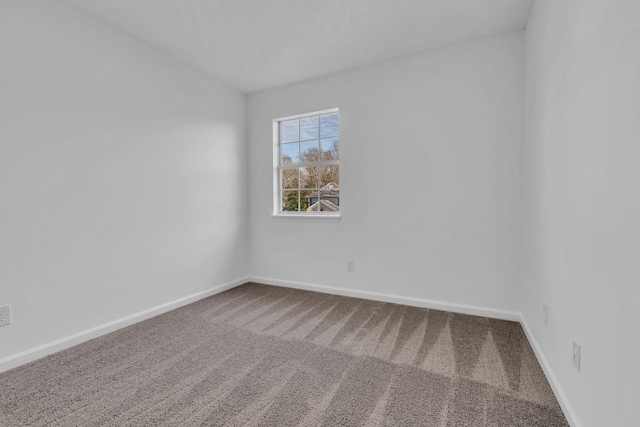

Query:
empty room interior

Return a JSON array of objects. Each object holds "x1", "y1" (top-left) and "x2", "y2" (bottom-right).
[{"x1": 1, "y1": 0, "x2": 638, "y2": 426}]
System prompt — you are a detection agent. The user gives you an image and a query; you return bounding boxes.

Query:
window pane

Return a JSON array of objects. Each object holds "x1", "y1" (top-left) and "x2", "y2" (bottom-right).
[
  {"x1": 300, "y1": 140, "x2": 319, "y2": 163},
  {"x1": 319, "y1": 188, "x2": 340, "y2": 211},
  {"x1": 300, "y1": 190, "x2": 313, "y2": 211},
  {"x1": 281, "y1": 168, "x2": 298, "y2": 189},
  {"x1": 320, "y1": 137, "x2": 339, "y2": 160},
  {"x1": 280, "y1": 119, "x2": 299, "y2": 143},
  {"x1": 320, "y1": 165, "x2": 339, "y2": 187},
  {"x1": 282, "y1": 190, "x2": 299, "y2": 211},
  {"x1": 280, "y1": 142, "x2": 299, "y2": 164},
  {"x1": 320, "y1": 113, "x2": 339, "y2": 138},
  {"x1": 299, "y1": 166, "x2": 318, "y2": 189},
  {"x1": 300, "y1": 116, "x2": 319, "y2": 140}
]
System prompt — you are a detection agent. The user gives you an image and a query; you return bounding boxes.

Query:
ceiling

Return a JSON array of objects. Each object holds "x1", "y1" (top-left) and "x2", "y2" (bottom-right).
[{"x1": 61, "y1": 0, "x2": 534, "y2": 93}]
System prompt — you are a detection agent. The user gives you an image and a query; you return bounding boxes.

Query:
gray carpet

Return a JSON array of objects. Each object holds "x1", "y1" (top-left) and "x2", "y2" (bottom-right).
[{"x1": 0, "y1": 283, "x2": 568, "y2": 426}]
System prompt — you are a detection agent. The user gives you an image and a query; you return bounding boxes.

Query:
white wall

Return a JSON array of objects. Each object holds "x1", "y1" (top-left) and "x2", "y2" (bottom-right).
[
  {"x1": 0, "y1": 1, "x2": 248, "y2": 362},
  {"x1": 523, "y1": 1, "x2": 640, "y2": 425},
  {"x1": 248, "y1": 33, "x2": 524, "y2": 313}
]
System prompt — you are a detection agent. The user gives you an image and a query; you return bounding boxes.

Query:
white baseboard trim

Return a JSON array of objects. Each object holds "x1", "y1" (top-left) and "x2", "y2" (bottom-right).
[
  {"x1": 248, "y1": 276, "x2": 520, "y2": 322},
  {"x1": 0, "y1": 276, "x2": 249, "y2": 374},
  {"x1": 519, "y1": 314, "x2": 582, "y2": 427}
]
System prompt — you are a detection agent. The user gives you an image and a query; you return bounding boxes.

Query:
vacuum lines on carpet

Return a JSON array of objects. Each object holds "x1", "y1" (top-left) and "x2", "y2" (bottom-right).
[{"x1": 0, "y1": 283, "x2": 568, "y2": 426}]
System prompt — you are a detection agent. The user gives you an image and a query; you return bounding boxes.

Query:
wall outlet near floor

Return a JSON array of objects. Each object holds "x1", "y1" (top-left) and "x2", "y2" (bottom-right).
[
  {"x1": 346, "y1": 259, "x2": 355, "y2": 272},
  {"x1": 0, "y1": 304, "x2": 11, "y2": 327},
  {"x1": 572, "y1": 340, "x2": 581, "y2": 372},
  {"x1": 543, "y1": 303, "x2": 549, "y2": 326}
]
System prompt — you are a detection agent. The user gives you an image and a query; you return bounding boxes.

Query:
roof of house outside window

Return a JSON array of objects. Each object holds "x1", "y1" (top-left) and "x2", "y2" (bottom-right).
[{"x1": 306, "y1": 200, "x2": 340, "y2": 212}]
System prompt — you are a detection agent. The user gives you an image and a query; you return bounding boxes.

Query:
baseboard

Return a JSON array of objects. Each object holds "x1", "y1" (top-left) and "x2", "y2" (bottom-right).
[
  {"x1": 0, "y1": 276, "x2": 249, "y2": 374},
  {"x1": 248, "y1": 276, "x2": 520, "y2": 322},
  {"x1": 519, "y1": 314, "x2": 582, "y2": 427}
]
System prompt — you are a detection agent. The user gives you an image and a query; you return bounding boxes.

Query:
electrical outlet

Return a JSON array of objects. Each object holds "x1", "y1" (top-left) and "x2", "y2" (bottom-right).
[
  {"x1": 0, "y1": 304, "x2": 11, "y2": 327},
  {"x1": 572, "y1": 340, "x2": 581, "y2": 372},
  {"x1": 346, "y1": 259, "x2": 355, "y2": 272},
  {"x1": 543, "y1": 303, "x2": 549, "y2": 326}
]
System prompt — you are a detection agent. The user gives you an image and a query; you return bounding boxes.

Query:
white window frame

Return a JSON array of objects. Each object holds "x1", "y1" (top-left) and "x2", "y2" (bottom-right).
[{"x1": 272, "y1": 108, "x2": 341, "y2": 221}]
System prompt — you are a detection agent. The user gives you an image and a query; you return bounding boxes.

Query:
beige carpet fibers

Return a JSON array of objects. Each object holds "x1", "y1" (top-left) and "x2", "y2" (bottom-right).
[{"x1": 0, "y1": 283, "x2": 568, "y2": 426}]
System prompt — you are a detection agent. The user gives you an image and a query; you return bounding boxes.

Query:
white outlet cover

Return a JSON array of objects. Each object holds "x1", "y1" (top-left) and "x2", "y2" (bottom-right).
[
  {"x1": 346, "y1": 259, "x2": 355, "y2": 272},
  {"x1": 572, "y1": 340, "x2": 581, "y2": 372},
  {"x1": 0, "y1": 304, "x2": 10, "y2": 327}
]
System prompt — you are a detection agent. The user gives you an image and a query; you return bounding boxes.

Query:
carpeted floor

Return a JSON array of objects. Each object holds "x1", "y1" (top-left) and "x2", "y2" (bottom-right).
[{"x1": 0, "y1": 283, "x2": 568, "y2": 426}]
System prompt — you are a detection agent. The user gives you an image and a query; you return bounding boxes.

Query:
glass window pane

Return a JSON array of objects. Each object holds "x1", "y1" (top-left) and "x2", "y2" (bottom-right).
[
  {"x1": 320, "y1": 113, "x2": 339, "y2": 138},
  {"x1": 299, "y1": 166, "x2": 319, "y2": 189},
  {"x1": 281, "y1": 190, "x2": 299, "y2": 211},
  {"x1": 320, "y1": 137, "x2": 339, "y2": 160},
  {"x1": 280, "y1": 119, "x2": 299, "y2": 143},
  {"x1": 300, "y1": 140, "x2": 319, "y2": 163},
  {"x1": 320, "y1": 165, "x2": 339, "y2": 188},
  {"x1": 319, "y1": 188, "x2": 340, "y2": 211},
  {"x1": 300, "y1": 116, "x2": 319, "y2": 140},
  {"x1": 280, "y1": 142, "x2": 299, "y2": 164},
  {"x1": 300, "y1": 190, "x2": 313, "y2": 211},
  {"x1": 281, "y1": 168, "x2": 298, "y2": 189}
]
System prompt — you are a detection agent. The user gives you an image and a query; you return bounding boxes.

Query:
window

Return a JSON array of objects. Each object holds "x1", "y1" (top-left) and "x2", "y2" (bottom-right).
[{"x1": 274, "y1": 109, "x2": 340, "y2": 216}]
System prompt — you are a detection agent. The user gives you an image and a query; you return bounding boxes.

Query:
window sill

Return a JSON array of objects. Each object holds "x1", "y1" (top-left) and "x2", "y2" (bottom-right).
[{"x1": 271, "y1": 213, "x2": 341, "y2": 223}]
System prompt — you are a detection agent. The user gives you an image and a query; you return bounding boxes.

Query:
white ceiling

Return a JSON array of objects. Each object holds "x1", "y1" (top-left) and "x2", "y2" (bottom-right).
[{"x1": 61, "y1": 0, "x2": 534, "y2": 93}]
